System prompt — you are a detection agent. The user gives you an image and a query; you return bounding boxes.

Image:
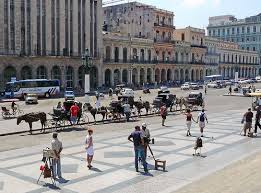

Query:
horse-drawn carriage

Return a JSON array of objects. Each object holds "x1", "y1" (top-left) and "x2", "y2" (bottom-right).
[
  {"x1": 153, "y1": 93, "x2": 176, "y2": 112},
  {"x1": 46, "y1": 101, "x2": 89, "y2": 129},
  {"x1": 185, "y1": 92, "x2": 204, "y2": 111},
  {"x1": 2, "y1": 105, "x2": 24, "y2": 119}
]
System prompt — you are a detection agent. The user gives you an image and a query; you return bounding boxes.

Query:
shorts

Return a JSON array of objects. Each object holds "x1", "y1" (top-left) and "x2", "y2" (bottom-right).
[
  {"x1": 244, "y1": 122, "x2": 252, "y2": 130},
  {"x1": 161, "y1": 115, "x2": 166, "y2": 120},
  {"x1": 199, "y1": 121, "x2": 205, "y2": 129},
  {"x1": 186, "y1": 121, "x2": 192, "y2": 130},
  {"x1": 86, "y1": 146, "x2": 94, "y2": 156}
]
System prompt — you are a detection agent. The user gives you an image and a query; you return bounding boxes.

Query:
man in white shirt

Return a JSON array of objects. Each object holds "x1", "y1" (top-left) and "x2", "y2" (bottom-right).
[
  {"x1": 141, "y1": 123, "x2": 150, "y2": 159},
  {"x1": 123, "y1": 103, "x2": 131, "y2": 122},
  {"x1": 51, "y1": 132, "x2": 63, "y2": 179},
  {"x1": 197, "y1": 109, "x2": 208, "y2": 137}
]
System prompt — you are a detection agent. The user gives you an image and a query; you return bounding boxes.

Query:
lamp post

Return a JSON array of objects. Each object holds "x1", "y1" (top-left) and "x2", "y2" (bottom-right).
[{"x1": 82, "y1": 48, "x2": 92, "y2": 104}]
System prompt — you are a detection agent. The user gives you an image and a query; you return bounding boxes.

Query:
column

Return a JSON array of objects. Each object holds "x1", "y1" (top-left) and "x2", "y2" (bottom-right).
[
  {"x1": 144, "y1": 68, "x2": 147, "y2": 83},
  {"x1": 111, "y1": 45, "x2": 114, "y2": 62},
  {"x1": 172, "y1": 69, "x2": 175, "y2": 81},
  {"x1": 151, "y1": 68, "x2": 155, "y2": 83},
  {"x1": 111, "y1": 68, "x2": 114, "y2": 86},
  {"x1": 119, "y1": 46, "x2": 123, "y2": 62},
  {"x1": 137, "y1": 67, "x2": 140, "y2": 85}
]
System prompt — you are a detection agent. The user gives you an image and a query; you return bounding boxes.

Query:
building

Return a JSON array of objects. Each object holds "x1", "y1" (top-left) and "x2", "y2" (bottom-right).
[
  {"x1": 207, "y1": 14, "x2": 261, "y2": 54},
  {"x1": 0, "y1": 0, "x2": 103, "y2": 89},
  {"x1": 205, "y1": 37, "x2": 260, "y2": 78}
]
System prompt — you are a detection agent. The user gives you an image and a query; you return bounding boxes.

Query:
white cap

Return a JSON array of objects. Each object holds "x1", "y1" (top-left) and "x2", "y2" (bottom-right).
[{"x1": 142, "y1": 123, "x2": 147, "y2": 127}]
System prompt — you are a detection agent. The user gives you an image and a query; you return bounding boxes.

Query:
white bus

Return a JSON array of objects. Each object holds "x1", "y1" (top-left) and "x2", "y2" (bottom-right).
[
  {"x1": 204, "y1": 75, "x2": 223, "y2": 82},
  {"x1": 5, "y1": 79, "x2": 60, "y2": 98}
]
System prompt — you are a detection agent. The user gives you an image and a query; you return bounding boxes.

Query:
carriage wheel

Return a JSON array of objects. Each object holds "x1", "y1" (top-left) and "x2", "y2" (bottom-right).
[
  {"x1": 81, "y1": 112, "x2": 89, "y2": 124},
  {"x1": 45, "y1": 119, "x2": 57, "y2": 132}
]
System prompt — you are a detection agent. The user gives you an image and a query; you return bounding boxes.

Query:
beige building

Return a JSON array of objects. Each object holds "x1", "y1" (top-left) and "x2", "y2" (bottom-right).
[
  {"x1": 205, "y1": 37, "x2": 260, "y2": 78},
  {"x1": 0, "y1": 0, "x2": 103, "y2": 89}
]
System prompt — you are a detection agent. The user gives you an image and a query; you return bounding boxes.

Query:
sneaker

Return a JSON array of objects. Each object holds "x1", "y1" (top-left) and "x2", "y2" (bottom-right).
[
  {"x1": 136, "y1": 168, "x2": 139, "y2": 172},
  {"x1": 144, "y1": 169, "x2": 148, "y2": 173}
]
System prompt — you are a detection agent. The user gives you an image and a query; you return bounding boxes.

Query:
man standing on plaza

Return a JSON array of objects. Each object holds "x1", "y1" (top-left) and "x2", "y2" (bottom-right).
[
  {"x1": 254, "y1": 107, "x2": 261, "y2": 135},
  {"x1": 70, "y1": 102, "x2": 80, "y2": 125},
  {"x1": 197, "y1": 109, "x2": 208, "y2": 137},
  {"x1": 51, "y1": 132, "x2": 63, "y2": 179},
  {"x1": 141, "y1": 123, "x2": 150, "y2": 159},
  {"x1": 160, "y1": 104, "x2": 167, "y2": 126},
  {"x1": 128, "y1": 126, "x2": 148, "y2": 173},
  {"x1": 242, "y1": 108, "x2": 253, "y2": 136},
  {"x1": 123, "y1": 102, "x2": 131, "y2": 122}
]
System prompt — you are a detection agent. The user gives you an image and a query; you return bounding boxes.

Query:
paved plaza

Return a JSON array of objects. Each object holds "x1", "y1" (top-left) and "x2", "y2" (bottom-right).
[{"x1": 0, "y1": 106, "x2": 260, "y2": 193}]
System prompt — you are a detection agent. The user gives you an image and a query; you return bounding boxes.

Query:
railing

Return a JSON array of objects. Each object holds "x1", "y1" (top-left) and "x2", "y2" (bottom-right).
[
  {"x1": 219, "y1": 62, "x2": 260, "y2": 65},
  {"x1": 154, "y1": 23, "x2": 176, "y2": 29},
  {"x1": 103, "y1": 59, "x2": 157, "y2": 64},
  {"x1": 191, "y1": 44, "x2": 207, "y2": 49}
]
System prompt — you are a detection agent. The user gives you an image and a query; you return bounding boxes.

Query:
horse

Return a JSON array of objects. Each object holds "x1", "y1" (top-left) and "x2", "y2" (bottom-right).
[
  {"x1": 133, "y1": 101, "x2": 151, "y2": 115},
  {"x1": 175, "y1": 97, "x2": 187, "y2": 112},
  {"x1": 17, "y1": 112, "x2": 47, "y2": 134},
  {"x1": 83, "y1": 103, "x2": 107, "y2": 123}
]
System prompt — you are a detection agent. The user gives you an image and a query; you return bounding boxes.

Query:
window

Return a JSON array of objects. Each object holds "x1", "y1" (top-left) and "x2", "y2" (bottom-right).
[
  {"x1": 181, "y1": 33, "x2": 185, "y2": 41},
  {"x1": 253, "y1": 47, "x2": 256, "y2": 51},
  {"x1": 253, "y1": 37, "x2": 256, "y2": 41},
  {"x1": 218, "y1": 29, "x2": 220, "y2": 36},
  {"x1": 247, "y1": 47, "x2": 249, "y2": 51},
  {"x1": 237, "y1": 27, "x2": 240, "y2": 34},
  {"x1": 242, "y1": 38, "x2": 244, "y2": 42},
  {"x1": 227, "y1": 28, "x2": 230, "y2": 35},
  {"x1": 246, "y1": 37, "x2": 249, "y2": 42},
  {"x1": 232, "y1": 28, "x2": 235, "y2": 34},
  {"x1": 222, "y1": 29, "x2": 225, "y2": 35},
  {"x1": 247, "y1": 27, "x2": 250, "y2": 33},
  {"x1": 253, "y1": 26, "x2": 256, "y2": 33},
  {"x1": 242, "y1": 27, "x2": 245, "y2": 34},
  {"x1": 213, "y1": 30, "x2": 216, "y2": 36},
  {"x1": 209, "y1": 30, "x2": 211, "y2": 36}
]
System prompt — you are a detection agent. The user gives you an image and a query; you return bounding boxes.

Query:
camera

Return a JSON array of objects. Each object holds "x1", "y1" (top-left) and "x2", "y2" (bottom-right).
[{"x1": 43, "y1": 148, "x2": 55, "y2": 159}]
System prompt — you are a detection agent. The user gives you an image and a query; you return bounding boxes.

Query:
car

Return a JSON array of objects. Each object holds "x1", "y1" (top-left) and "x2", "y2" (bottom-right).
[
  {"x1": 158, "y1": 86, "x2": 170, "y2": 94},
  {"x1": 64, "y1": 90, "x2": 75, "y2": 101},
  {"x1": 207, "y1": 82, "x2": 218, "y2": 88},
  {"x1": 121, "y1": 88, "x2": 134, "y2": 97},
  {"x1": 181, "y1": 83, "x2": 190, "y2": 90},
  {"x1": 190, "y1": 83, "x2": 200, "y2": 90},
  {"x1": 256, "y1": 76, "x2": 261, "y2": 82},
  {"x1": 25, "y1": 94, "x2": 38, "y2": 104}
]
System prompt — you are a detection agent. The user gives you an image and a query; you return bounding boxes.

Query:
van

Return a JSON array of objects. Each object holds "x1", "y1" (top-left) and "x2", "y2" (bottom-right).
[{"x1": 256, "y1": 76, "x2": 261, "y2": 82}]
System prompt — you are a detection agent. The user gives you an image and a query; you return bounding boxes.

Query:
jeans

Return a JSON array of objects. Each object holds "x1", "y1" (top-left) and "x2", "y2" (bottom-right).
[
  {"x1": 134, "y1": 146, "x2": 147, "y2": 171},
  {"x1": 125, "y1": 112, "x2": 130, "y2": 122},
  {"x1": 255, "y1": 120, "x2": 261, "y2": 133},
  {"x1": 52, "y1": 158, "x2": 61, "y2": 178},
  {"x1": 70, "y1": 116, "x2": 77, "y2": 125}
]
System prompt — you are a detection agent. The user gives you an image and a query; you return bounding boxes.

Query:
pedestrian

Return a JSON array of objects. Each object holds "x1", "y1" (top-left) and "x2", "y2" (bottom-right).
[
  {"x1": 95, "y1": 98, "x2": 101, "y2": 110},
  {"x1": 128, "y1": 126, "x2": 148, "y2": 173},
  {"x1": 197, "y1": 109, "x2": 208, "y2": 137},
  {"x1": 229, "y1": 86, "x2": 232, "y2": 95},
  {"x1": 160, "y1": 104, "x2": 167, "y2": 126},
  {"x1": 141, "y1": 123, "x2": 150, "y2": 159},
  {"x1": 85, "y1": 128, "x2": 94, "y2": 169},
  {"x1": 184, "y1": 109, "x2": 196, "y2": 136},
  {"x1": 11, "y1": 101, "x2": 17, "y2": 115},
  {"x1": 123, "y1": 102, "x2": 131, "y2": 122},
  {"x1": 254, "y1": 107, "x2": 261, "y2": 135},
  {"x1": 242, "y1": 108, "x2": 253, "y2": 136},
  {"x1": 70, "y1": 102, "x2": 80, "y2": 125},
  {"x1": 204, "y1": 86, "x2": 207, "y2": 95},
  {"x1": 51, "y1": 132, "x2": 63, "y2": 179}
]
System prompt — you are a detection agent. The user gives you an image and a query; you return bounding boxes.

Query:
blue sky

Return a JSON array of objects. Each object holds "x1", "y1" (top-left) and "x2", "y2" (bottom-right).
[{"x1": 121, "y1": 0, "x2": 261, "y2": 28}]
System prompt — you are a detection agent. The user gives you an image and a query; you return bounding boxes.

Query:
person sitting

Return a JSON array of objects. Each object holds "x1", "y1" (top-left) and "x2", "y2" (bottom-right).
[
  {"x1": 57, "y1": 102, "x2": 62, "y2": 109},
  {"x1": 11, "y1": 101, "x2": 17, "y2": 115}
]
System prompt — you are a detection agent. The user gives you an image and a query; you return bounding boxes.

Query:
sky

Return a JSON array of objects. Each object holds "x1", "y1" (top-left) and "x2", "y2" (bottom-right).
[{"x1": 114, "y1": 0, "x2": 261, "y2": 28}]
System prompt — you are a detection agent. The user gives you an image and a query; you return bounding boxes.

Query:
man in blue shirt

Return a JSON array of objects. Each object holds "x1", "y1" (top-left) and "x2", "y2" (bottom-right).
[{"x1": 128, "y1": 126, "x2": 148, "y2": 173}]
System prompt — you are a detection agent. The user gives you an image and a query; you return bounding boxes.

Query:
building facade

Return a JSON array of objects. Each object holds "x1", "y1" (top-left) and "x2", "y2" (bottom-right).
[
  {"x1": 0, "y1": 0, "x2": 103, "y2": 89},
  {"x1": 205, "y1": 37, "x2": 260, "y2": 78},
  {"x1": 207, "y1": 14, "x2": 261, "y2": 54}
]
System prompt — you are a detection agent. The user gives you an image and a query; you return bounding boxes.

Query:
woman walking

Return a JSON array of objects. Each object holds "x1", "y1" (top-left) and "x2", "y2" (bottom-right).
[
  {"x1": 184, "y1": 109, "x2": 196, "y2": 136},
  {"x1": 85, "y1": 128, "x2": 94, "y2": 169}
]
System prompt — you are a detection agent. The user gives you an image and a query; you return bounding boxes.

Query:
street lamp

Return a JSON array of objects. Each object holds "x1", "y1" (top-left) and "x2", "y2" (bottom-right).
[{"x1": 82, "y1": 48, "x2": 92, "y2": 104}]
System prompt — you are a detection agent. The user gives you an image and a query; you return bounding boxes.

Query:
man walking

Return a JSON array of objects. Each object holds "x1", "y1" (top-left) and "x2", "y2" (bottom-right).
[
  {"x1": 70, "y1": 102, "x2": 79, "y2": 125},
  {"x1": 51, "y1": 132, "x2": 63, "y2": 179},
  {"x1": 197, "y1": 109, "x2": 208, "y2": 137},
  {"x1": 228, "y1": 86, "x2": 232, "y2": 95},
  {"x1": 160, "y1": 104, "x2": 167, "y2": 126},
  {"x1": 128, "y1": 126, "x2": 148, "y2": 173},
  {"x1": 123, "y1": 102, "x2": 131, "y2": 122},
  {"x1": 243, "y1": 108, "x2": 253, "y2": 136},
  {"x1": 141, "y1": 123, "x2": 150, "y2": 159},
  {"x1": 254, "y1": 107, "x2": 261, "y2": 135}
]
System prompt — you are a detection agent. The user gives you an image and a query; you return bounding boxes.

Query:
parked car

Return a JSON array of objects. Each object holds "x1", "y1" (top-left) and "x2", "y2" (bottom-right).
[
  {"x1": 25, "y1": 94, "x2": 38, "y2": 104},
  {"x1": 207, "y1": 82, "x2": 218, "y2": 88},
  {"x1": 121, "y1": 88, "x2": 134, "y2": 97},
  {"x1": 158, "y1": 86, "x2": 170, "y2": 94},
  {"x1": 64, "y1": 90, "x2": 75, "y2": 101},
  {"x1": 181, "y1": 83, "x2": 190, "y2": 90},
  {"x1": 256, "y1": 76, "x2": 261, "y2": 82},
  {"x1": 190, "y1": 83, "x2": 200, "y2": 90}
]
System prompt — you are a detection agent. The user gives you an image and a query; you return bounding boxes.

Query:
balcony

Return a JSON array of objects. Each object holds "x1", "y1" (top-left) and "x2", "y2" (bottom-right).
[
  {"x1": 103, "y1": 59, "x2": 157, "y2": 64},
  {"x1": 154, "y1": 23, "x2": 176, "y2": 29},
  {"x1": 191, "y1": 44, "x2": 207, "y2": 49},
  {"x1": 219, "y1": 62, "x2": 260, "y2": 66},
  {"x1": 154, "y1": 38, "x2": 173, "y2": 43}
]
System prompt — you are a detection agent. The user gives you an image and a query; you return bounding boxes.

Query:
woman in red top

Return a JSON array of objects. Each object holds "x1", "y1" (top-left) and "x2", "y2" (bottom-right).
[{"x1": 184, "y1": 109, "x2": 196, "y2": 136}]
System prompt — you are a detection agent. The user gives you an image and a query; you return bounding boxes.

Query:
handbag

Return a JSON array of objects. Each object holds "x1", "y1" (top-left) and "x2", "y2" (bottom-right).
[{"x1": 43, "y1": 163, "x2": 52, "y2": 178}]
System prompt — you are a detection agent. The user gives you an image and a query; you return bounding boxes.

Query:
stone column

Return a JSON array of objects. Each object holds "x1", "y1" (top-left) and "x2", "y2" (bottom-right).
[
  {"x1": 111, "y1": 69, "x2": 114, "y2": 86},
  {"x1": 144, "y1": 68, "x2": 147, "y2": 83},
  {"x1": 151, "y1": 68, "x2": 155, "y2": 83},
  {"x1": 119, "y1": 46, "x2": 123, "y2": 61},
  {"x1": 111, "y1": 45, "x2": 114, "y2": 62},
  {"x1": 137, "y1": 67, "x2": 140, "y2": 85}
]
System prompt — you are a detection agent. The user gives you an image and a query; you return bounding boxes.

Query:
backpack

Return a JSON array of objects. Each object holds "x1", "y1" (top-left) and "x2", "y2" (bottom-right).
[
  {"x1": 199, "y1": 113, "x2": 205, "y2": 122},
  {"x1": 196, "y1": 137, "x2": 203, "y2": 148}
]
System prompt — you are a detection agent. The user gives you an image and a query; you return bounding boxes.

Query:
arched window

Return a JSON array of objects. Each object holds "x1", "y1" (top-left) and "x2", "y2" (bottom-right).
[{"x1": 123, "y1": 47, "x2": 128, "y2": 62}]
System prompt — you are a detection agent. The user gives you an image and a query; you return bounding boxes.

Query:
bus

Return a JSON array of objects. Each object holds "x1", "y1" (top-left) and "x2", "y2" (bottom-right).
[
  {"x1": 204, "y1": 75, "x2": 223, "y2": 83},
  {"x1": 5, "y1": 79, "x2": 60, "y2": 98}
]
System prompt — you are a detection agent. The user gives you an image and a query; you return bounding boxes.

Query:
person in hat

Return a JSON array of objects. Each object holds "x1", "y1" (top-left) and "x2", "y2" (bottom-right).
[
  {"x1": 141, "y1": 123, "x2": 150, "y2": 159},
  {"x1": 85, "y1": 128, "x2": 94, "y2": 169},
  {"x1": 51, "y1": 132, "x2": 63, "y2": 179}
]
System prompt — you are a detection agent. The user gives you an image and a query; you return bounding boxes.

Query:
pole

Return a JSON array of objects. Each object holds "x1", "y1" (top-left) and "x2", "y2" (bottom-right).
[{"x1": 83, "y1": 48, "x2": 91, "y2": 104}]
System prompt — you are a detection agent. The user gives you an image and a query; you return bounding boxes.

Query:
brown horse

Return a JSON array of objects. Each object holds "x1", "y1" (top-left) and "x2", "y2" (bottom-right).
[
  {"x1": 83, "y1": 103, "x2": 107, "y2": 123},
  {"x1": 17, "y1": 112, "x2": 47, "y2": 134}
]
